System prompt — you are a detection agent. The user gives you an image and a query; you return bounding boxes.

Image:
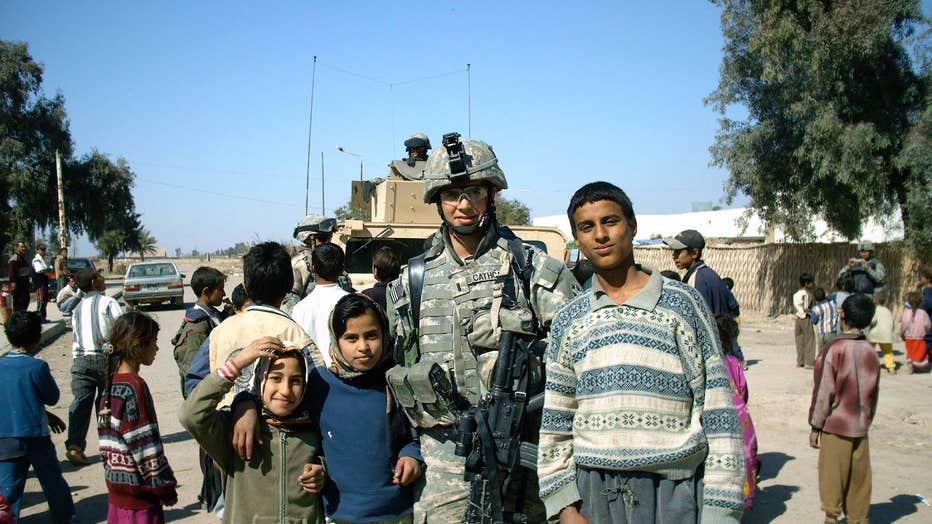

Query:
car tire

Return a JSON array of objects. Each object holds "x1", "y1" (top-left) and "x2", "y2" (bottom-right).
[{"x1": 172, "y1": 296, "x2": 184, "y2": 308}]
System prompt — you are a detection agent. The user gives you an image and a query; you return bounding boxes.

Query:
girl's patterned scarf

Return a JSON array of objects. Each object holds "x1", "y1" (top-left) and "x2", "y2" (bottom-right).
[{"x1": 230, "y1": 343, "x2": 317, "y2": 434}]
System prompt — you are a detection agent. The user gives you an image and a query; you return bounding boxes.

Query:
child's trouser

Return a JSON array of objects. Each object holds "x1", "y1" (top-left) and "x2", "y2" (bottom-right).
[
  {"x1": 0, "y1": 436, "x2": 77, "y2": 522},
  {"x1": 576, "y1": 466, "x2": 704, "y2": 523},
  {"x1": 818, "y1": 433, "x2": 871, "y2": 524},
  {"x1": 794, "y1": 317, "x2": 816, "y2": 367},
  {"x1": 872, "y1": 342, "x2": 895, "y2": 372}
]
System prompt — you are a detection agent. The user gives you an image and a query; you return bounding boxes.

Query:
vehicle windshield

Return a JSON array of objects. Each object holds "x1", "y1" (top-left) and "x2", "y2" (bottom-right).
[
  {"x1": 343, "y1": 238, "x2": 548, "y2": 275},
  {"x1": 128, "y1": 263, "x2": 177, "y2": 278},
  {"x1": 67, "y1": 258, "x2": 94, "y2": 271}
]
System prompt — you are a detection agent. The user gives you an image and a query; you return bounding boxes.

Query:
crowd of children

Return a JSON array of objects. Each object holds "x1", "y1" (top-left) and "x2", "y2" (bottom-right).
[{"x1": 2, "y1": 232, "x2": 931, "y2": 524}]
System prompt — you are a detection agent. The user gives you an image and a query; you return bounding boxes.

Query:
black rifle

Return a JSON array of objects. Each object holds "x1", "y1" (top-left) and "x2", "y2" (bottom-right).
[{"x1": 431, "y1": 331, "x2": 543, "y2": 524}]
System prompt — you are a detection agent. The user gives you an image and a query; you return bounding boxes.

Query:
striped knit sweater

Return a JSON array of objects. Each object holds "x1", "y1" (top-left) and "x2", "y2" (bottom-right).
[
  {"x1": 538, "y1": 268, "x2": 745, "y2": 523},
  {"x1": 98, "y1": 373, "x2": 177, "y2": 510}
]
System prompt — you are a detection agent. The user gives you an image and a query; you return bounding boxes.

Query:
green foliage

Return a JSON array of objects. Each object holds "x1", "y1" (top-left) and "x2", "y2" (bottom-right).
[
  {"x1": 135, "y1": 228, "x2": 158, "y2": 260},
  {"x1": 333, "y1": 201, "x2": 372, "y2": 221},
  {"x1": 496, "y1": 196, "x2": 532, "y2": 226},
  {"x1": 0, "y1": 40, "x2": 73, "y2": 253},
  {"x1": 708, "y1": 0, "x2": 930, "y2": 252},
  {"x1": 2, "y1": 40, "x2": 156, "y2": 257}
]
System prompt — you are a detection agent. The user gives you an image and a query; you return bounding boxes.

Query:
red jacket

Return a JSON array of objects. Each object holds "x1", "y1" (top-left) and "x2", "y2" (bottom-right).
[{"x1": 808, "y1": 333, "x2": 880, "y2": 438}]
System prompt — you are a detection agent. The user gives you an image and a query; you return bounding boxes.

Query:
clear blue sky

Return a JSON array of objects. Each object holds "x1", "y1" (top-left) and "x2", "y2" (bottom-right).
[{"x1": 5, "y1": 1, "x2": 760, "y2": 254}]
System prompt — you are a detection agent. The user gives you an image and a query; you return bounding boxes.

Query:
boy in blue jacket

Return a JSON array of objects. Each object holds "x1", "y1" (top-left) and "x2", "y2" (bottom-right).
[{"x1": 0, "y1": 311, "x2": 78, "y2": 523}]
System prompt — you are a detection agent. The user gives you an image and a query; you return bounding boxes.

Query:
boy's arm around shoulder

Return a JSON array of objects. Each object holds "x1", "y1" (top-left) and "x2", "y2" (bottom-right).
[{"x1": 180, "y1": 371, "x2": 234, "y2": 469}]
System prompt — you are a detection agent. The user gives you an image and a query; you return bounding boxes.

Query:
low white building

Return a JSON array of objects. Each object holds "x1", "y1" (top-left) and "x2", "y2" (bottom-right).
[{"x1": 533, "y1": 207, "x2": 904, "y2": 245}]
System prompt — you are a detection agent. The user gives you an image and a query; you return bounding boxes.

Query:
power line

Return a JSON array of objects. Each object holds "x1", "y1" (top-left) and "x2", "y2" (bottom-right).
[
  {"x1": 136, "y1": 177, "x2": 303, "y2": 208},
  {"x1": 132, "y1": 160, "x2": 301, "y2": 181}
]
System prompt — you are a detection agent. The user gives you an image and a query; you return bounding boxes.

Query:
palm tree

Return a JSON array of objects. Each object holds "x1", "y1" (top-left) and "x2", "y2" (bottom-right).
[{"x1": 135, "y1": 227, "x2": 158, "y2": 260}]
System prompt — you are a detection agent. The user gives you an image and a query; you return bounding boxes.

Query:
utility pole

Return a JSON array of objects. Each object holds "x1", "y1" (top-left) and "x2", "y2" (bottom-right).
[
  {"x1": 305, "y1": 55, "x2": 318, "y2": 215},
  {"x1": 55, "y1": 150, "x2": 66, "y2": 249},
  {"x1": 321, "y1": 151, "x2": 325, "y2": 215},
  {"x1": 467, "y1": 63, "x2": 471, "y2": 138}
]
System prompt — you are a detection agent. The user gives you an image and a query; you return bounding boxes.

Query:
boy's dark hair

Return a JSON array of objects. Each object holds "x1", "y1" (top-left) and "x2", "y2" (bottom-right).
[
  {"x1": 566, "y1": 181, "x2": 636, "y2": 235},
  {"x1": 873, "y1": 291, "x2": 887, "y2": 306},
  {"x1": 331, "y1": 294, "x2": 389, "y2": 345},
  {"x1": 191, "y1": 267, "x2": 226, "y2": 297},
  {"x1": 372, "y1": 246, "x2": 401, "y2": 284},
  {"x1": 905, "y1": 291, "x2": 922, "y2": 309},
  {"x1": 76, "y1": 268, "x2": 99, "y2": 292},
  {"x1": 920, "y1": 266, "x2": 932, "y2": 281},
  {"x1": 4, "y1": 311, "x2": 42, "y2": 349},
  {"x1": 714, "y1": 313, "x2": 740, "y2": 355},
  {"x1": 799, "y1": 272, "x2": 815, "y2": 286},
  {"x1": 722, "y1": 277, "x2": 734, "y2": 290},
  {"x1": 660, "y1": 270, "x2": 681, "y2": 281},
  {"x1": 243, "y1": 242, "x2": 293, "y2": 306},
  {"x1": 813, "y1": 287, "x2": 826, "y2": 302},
  {"x1": 311, "y1": 242, "x2": 345, "y2": 283},
  {"x1": 841, "y1": 293, "x2": 875, "y2": 330},
  {"x1": 231, "y1": 283, "x2": 248, "y2": 311},
  {"x1": 842, "y1": 276, "x2": 855, "y2": 293}
]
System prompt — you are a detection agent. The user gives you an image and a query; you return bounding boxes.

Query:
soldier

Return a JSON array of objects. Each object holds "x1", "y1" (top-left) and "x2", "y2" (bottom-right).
[
  {"x1": 385, "y1": 132, "x2": 579, "y2": 522},
  {"x1": 283, "y1": 214, "x2": 352, "y2": 314},
  {"x1": 405, "y1": 133, "x2": 432, "y2": 162},
  {"x1": 391, "y1": 133, "x2": 433, "y2": 181}
]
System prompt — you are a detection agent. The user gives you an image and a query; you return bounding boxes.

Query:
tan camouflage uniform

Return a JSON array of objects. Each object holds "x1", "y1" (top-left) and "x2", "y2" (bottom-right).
[{"x1": 387, "y1": 224, "x2": 579, "y2": 523}]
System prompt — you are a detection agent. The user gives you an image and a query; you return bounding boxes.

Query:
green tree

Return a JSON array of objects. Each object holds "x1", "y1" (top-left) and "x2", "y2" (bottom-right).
[
  {"x1": 94, "y1": 212, "x2": 144, "y2": 272},
  {"x1": 707, "y1": 0, "x2": 930, "y2": 252},
  {"x1": 333, "y1": 201, "x2": 372, "y2": 221},
  {"x1": 496, "y1": 196, "x2": 532, "y2": 226},
  {"x1": 0, "y1": 40, "x2": 73, "y2": 253},
  {"x1": 135, "y1": 228, "x2": 158, "y2": 260}
]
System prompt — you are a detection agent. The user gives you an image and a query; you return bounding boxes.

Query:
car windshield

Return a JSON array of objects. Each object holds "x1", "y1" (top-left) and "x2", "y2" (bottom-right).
[
  {"x1": 128, "y1": 263, "x2": 177, "y2": 278},
  {"x1": 67, "y1": 259, "x2": 94, "y2": 271}
]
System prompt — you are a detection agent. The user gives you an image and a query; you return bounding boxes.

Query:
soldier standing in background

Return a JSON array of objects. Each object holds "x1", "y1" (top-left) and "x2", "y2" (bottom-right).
[
  {"x1": 389, "y1": 133, "x2": 433, "y2": 181},
  {"x1": 386, "y1": 132, "x2": 579, "y2": 522},
  {"x1": 283, "y1": 215, "x2": 351, "y2": 315}
]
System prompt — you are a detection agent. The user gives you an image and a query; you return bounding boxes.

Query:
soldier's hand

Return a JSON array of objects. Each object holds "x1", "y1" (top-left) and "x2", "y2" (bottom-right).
[
  {"x1": 392, "y1": 456, "x2": 422, "y2": 486},
  {"x1": 232, "y1": 402, "x2": 261, "y2": 461},
  {"x1": 299, "y1": 463, "x2": 325, "y2": 493},
  {"x1": 559, "y1": 504, "x2": 589, "y2": 524}
]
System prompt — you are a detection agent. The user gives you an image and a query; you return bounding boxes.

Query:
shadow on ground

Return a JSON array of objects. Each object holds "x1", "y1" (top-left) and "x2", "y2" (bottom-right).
[
  {"x1": 870, "y1": 494, "x2": 924, "y2": 522},
  {"x1": 757, "y1": 452, "x2": 794, "y2": 482},
  {"x1": 161, "y1": 429, "x2": 194, "y2": 445},
  {"x1": 743, "y1": 484, "x2": 800, "y2": 523}
]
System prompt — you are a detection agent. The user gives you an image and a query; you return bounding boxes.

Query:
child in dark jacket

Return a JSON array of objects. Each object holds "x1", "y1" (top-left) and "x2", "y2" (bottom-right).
[
  {"x1": 0, "y1": 311, "x2": 77, "y2": 524},
  {"x1": 98, "y1": 312, "x2": 177, "y2": 524},
  {"x1": 311, "y1": 294, "x2": 422, "y2": 524}
]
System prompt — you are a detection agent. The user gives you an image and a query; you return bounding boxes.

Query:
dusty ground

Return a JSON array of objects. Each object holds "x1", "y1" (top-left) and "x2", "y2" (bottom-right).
[{"x1": 13, "y1": 260, "x2": 932, "y2": 522}]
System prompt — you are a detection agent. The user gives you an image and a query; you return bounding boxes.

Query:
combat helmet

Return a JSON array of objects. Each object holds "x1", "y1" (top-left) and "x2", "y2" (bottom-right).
[
  {"x1": 293, "y1": 214, "x2": 337, "y2": 243},
  {"x1": 404, "y1": 133, "x2": 432, "y2": 152},
  {"x1": 423, "y1": 132, "x2": 507, "y2": 204}
]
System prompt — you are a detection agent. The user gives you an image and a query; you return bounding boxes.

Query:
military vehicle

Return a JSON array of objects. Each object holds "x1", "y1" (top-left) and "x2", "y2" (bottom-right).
[{"x1": 333, "y1": 156, "x2": 569, "y2": 288}]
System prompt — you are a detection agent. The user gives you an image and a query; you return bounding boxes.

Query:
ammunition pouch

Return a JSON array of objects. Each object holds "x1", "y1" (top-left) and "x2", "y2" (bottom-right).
[{"x1": 386, "y1": 362, "x2": 457, "y2": 429}]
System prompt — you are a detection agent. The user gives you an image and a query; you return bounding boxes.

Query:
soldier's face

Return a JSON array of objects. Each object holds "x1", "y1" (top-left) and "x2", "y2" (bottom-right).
[
  {"x1": 440, "y1": 182, "x2": 489, "y2": 230},
  {"x1": 338, "y1": 311, "x2": 383, "y2": 371},
  {"x1": 571, "y1": 199, "x2": 636, "y2": 273}
]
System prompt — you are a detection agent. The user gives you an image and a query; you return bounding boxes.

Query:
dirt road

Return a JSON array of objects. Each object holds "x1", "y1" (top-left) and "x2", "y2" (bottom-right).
[{"x1": 14, "y1": 279, "x2": 932, "y2": 523}]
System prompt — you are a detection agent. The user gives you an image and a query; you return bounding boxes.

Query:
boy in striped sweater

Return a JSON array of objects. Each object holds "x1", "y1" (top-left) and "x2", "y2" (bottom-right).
[{"x1": 538, "y1": 182, "x2": 745, "y2": 524}]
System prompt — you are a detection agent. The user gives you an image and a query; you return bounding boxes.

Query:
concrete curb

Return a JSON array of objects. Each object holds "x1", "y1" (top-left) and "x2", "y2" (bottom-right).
[{"x1": 40, "y1": 320, "x2": 66, "y2": 346}]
